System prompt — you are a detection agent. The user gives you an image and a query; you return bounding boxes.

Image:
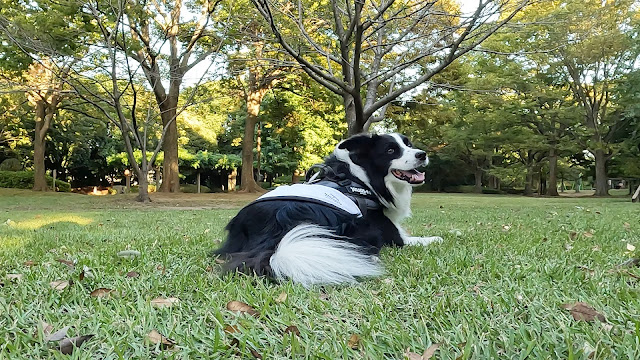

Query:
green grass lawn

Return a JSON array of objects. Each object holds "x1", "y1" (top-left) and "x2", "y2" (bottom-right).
[{"x1": 1, "y1": 189, "x2": 639, "y2": 359}]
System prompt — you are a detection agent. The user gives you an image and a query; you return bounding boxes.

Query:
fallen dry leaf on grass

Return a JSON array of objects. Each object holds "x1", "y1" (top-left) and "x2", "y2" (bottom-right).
[
  {"x1": 624, "y1": 222, "x2": 631, "y2": 230},
  {"x1": 284, "y1": 325, "x2": 300, "y2": 337},
  {"x1": 225, "y1": 327, "x2": 262, "y2": 359},
  {"x1": 616, "y1": 269, "x2": 640, "y2": 280},
  {"x1": 150, "y1": 297, "x2": 180, "y2": 308},
  {"x1": 146, "y1": 329, "x2": 176, "y2": 349},
  {"x1": 214, "y1": 257, "x2": 226, "y2": 264},
  {"x1": 50, "y1": 280, "x2": 70, "y2": 291},
  {"x1": 561, "y1": 302, "x2": 605, "y2": 322},
  {"x1": 79, "y1": 266, "x2": 94, "y2": 281},
  {"x1": 250, "y1": 349, "x2": 263, "y2": 359},
  {"x1": 42, "y1": 325, "x2": 94, "y2": 354},
  {"x1": 422, "y1": 343, "x2": 441, "y2": 359},
  {"x1": 6, "y1": 274, "x2": 23, "y2": 281},
  {"x1": 45, "y1": 326, "x2": 70, "y2": 342},
  {"x1": 404, "y1": 349, "x2": 422, "y2": 360},
  {"x1": 117, "y1": 250, "x2": 141, "y2": 258},
  {"x1": 627, "y1": 243, "x2": 636, "y2": 252},
  {"x1": 226, "y1": 300, "x2": 259, "y2": 316},
  {"x1": 576, "y1": 265, "x2": 595, "y2": 276},
  {"x1": 608, "y1": 258, "x2": 640, "y2": 278},
  {"x1": 569, "y1": 231, "x2": 578, "y2": 241},
  {"x1": 224, "y1": 325, "x2": 239, "y2": 334},
  {"x1": 275, "y1": 292, "x2": 287, "y2": 303},
  {"x1": 601, "y1": 323, "x2": 613, "y2": 332},
  {"x1": 56, "y1": 259, "x2": 75, "y2": 268},
  {"x1": 583, "y1": 231, "x2": 594, "y2": 238},
  {"x1": 615, "y1": 258, "x2": 640, "y2": 269},
  {"x1": 37, "y1": 321, "x2": 54, "y2": 337},
  {"x1": 24, "y1": 260, "x2": 37, "y2": 266},
  {"x1": 90, "y1": 288, "x2": 114, "y2": 298},
  {"x1": 126, "y1": 271, "x2": 139, "y2": 278},
  {"x1": 58, "y1": 335, "x2": 94, "y2": 354},
  {"x1": 347, "y1": 334, "x2": 361, "y2": 350}
]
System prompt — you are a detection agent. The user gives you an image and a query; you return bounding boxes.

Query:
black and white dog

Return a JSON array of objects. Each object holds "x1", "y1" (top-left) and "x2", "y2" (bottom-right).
[{"x1": 214, "y1": 133, "x2": 442, "y2": 287}]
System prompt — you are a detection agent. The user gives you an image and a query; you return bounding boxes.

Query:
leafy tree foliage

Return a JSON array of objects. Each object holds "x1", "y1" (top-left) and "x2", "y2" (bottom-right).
[{"x1": 1, "y1": 0, "x2": 639, "y2": 197}]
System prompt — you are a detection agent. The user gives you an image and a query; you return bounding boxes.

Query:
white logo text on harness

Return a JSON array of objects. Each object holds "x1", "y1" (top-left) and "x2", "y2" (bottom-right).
[{"x1": 349, "y1": 187, "x2": 372, "y2": 196}]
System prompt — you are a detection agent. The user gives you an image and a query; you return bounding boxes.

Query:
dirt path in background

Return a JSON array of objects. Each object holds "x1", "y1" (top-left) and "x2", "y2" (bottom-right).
[
  {"x1": 138, "y1": 193, "x2": 261, "y2": 210},
  {"x1": 0, "y1": 189, "x2": 262, "y2": 211}
]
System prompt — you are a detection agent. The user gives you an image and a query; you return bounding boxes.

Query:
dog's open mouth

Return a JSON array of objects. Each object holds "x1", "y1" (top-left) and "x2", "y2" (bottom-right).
[{"x1": 391, "y1": 169, "x2": 425, "y2": 184}]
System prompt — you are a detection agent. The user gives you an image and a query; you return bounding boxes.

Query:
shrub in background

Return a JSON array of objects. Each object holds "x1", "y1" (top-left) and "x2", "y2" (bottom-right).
[
  {"x1": 0, "y1": 171, "x2": 71, "y2": 192},
  {"x1": 0, "y1": 158, "x2": 22, "y2": 172}
]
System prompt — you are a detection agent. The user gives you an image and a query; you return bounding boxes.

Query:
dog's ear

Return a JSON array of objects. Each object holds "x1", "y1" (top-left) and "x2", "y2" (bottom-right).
[{"x1": 337, "y1": 134, "x2": 376, "y2": 164}]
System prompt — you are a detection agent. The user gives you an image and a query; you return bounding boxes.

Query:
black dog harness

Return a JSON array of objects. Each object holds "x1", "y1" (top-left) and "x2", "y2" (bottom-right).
[
  {"x1": 305, "y1": 164, "x2": 381, "y2": 216},
  {"x1": 251, "y1": 164, "x2": 381, "y2": 217}
]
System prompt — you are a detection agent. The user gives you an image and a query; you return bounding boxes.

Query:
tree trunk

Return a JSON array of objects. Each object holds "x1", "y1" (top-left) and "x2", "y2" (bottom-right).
[
  {"x1": 633, "y1": 184, "x2": 640, "y2": 202},
  {"x1": 292, "y1": 169, "x2": 301, "y2": 184},
  {"x1": 33, "y1": 100, "x2": 48, "y2": 191},
  {"x1": 155, "y1": 166, "x2": 161, "y2": 189},
  {"x1": 227, "y1": 169, "x2": 238, "y2": 192},
  {"x1": 547, "y1": 147, "x2": 559, "y2": 196},
  {"x1": 240, "y1": 88, "x2": 267, "y2": 193},
  {"x1": 33, "y1": 134, "x2": 47, "y2": 191},
  {"x1": 539, "y1": 172, "x2": 547, "y2": 195},
  {"x1": 160, "y1": 99, "x2": 180, "y2": 193},
  {"x1": 228, "y1": 169, "x2": 237, "y2": 192},
  {"x1": 345, "y1": 94, "x2": 363, "y2": 135},
  {"x1": 524, "y1": 167, "x2": 534, "y2": 196},
  {"x1": 256, "y1": 122, "x2": 262, "y2": 181},
  {"x1": 594, "y1": 149, "x2": 609, "y2": 196},
  {"x1": 136, "y1": 169, "x2": 151, "y2": 203},
  {"x1": 474, "y1": 168, "x2": 482, "y2": 193}
]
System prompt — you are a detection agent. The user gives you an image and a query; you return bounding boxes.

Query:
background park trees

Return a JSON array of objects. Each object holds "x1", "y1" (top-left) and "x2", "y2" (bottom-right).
[
  {"x1": 251, "y1": 0, "x2": 530, "y2": 135},
  {"x1": 1, "y1": 0, "x2": 639, "y2": 199}
]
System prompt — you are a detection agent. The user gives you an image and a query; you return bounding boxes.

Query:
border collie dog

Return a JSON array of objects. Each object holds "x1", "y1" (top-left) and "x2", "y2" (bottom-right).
[{"x1": 214, "y1": 133, "x2": 442, "y2": 287}]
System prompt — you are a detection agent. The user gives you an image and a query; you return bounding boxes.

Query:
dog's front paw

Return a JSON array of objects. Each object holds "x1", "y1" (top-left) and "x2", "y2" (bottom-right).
[{"x1": 404, "y1": 236, "x2": 443, "y2": 246}]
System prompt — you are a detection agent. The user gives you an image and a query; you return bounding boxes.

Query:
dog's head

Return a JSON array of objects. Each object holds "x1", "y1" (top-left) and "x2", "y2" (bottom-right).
[{"x1": 333, "y1": 133, "x2": 428, "y2": 208}]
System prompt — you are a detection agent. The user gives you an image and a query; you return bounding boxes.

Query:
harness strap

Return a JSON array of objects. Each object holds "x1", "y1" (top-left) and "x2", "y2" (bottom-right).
[{"x1": 305, "y1": 164, "x2": 381, "y2": 216}]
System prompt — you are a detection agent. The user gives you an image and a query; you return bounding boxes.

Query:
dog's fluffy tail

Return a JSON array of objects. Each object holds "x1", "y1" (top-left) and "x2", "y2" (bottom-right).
[{"x1": 269, "y1": 224, "x2": 383, "y2": 287}]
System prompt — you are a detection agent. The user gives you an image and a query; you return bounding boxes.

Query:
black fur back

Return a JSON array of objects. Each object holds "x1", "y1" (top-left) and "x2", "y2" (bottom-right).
[{"x1": 214, "y1": 199, "x2": 403, "y2": 276}]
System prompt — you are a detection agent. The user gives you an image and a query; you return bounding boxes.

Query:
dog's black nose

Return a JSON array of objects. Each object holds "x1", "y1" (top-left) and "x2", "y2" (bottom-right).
[{"x1": 415, "y1": 151, "x2": 427, "y2": 160}]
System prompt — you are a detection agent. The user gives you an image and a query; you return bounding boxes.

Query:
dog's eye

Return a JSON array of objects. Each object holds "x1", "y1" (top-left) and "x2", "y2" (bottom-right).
[{"x1": 387, "y1": 148, "x2": 395, "y2": 154}]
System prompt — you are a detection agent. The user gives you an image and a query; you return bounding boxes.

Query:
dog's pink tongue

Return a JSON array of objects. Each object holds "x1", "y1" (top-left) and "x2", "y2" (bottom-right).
[{"x1": 411, "y1": 171, "x2": 425, "y2": 183}]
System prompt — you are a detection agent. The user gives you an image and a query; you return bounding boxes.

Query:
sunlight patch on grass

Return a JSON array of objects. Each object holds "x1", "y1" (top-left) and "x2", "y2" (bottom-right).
[
  {"x1": 0, "y1": 235, "x2": 30, "y2": 249},
  {"x1": 11, "y1": 214, "x2": 94, "y2": 230}
]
